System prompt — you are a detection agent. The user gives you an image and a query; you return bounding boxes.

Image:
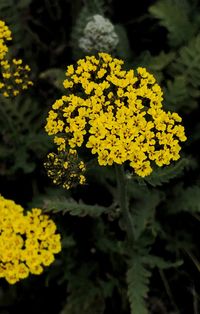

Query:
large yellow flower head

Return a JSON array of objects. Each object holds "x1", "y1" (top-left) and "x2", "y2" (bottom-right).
[
  {"x1": 0, "y1": 196, "x2": 61, "y2": 284},
  {"x1": 45, "y1": 52, "x2": 186, "y2": 183}
]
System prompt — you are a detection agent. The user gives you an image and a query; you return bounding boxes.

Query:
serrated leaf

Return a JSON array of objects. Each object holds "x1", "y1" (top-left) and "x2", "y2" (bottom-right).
[
  {"x1": 171, "y1": 35, "x2": 200, "y2": 90},
  {"x1": 143, "y1": 51, "x2": 175, "y2": 71},
  {"x1": 43, "y1": 197, "x2": 108, "y2": 217},
  {"x1": 127, "y1": 248, "x2": 182, "y2": 314},
  {"x1": 127, "y1": 254, "x2": 150, "y2": 314},
  {"x1": 60, "y1": 265, "x2": 105, "y2": 314},
  {"x1": 149, "y1": 0, "x2": 196, "y2": 47},
  {"x1": 143, "y1": 158, "x2": 188, "y2": 187},
  {"x1": 144, "y1": 255, "x2": 183, "y2": 269},
  {"x1": 131, "y1": 189, "x2": 162, "y2": 240},
  {"x1": 167, "y1": 185, "x2": 200, "y2": 214},
  {"x1": 0, "y1": 95, "x2": 51, "y2": 174},
  {"x1": 164, "y1": 76, "x2": 195, "y2": 111}
]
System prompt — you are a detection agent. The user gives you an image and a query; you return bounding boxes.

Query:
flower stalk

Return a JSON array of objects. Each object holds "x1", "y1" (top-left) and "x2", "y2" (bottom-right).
[{"x1": 115, "y1": 164, "x2": 135, "y2": 244}]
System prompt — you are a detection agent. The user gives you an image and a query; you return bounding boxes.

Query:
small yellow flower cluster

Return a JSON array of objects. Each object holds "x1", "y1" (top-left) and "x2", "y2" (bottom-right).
[
  {"x1": 0, "y1": 20, "x2": 33, "y2": 97},
  {"x1": 0, "y1": 20, "x2": 12, "y2": 60},
  {"x1": 44, "y1": 149, "x2": 86, "y2": 189},
  {"x1": 0, "y1": 195, "x2": 61, "y2": 285},
  {"x1": 0, "y1": 59, "x2": 33, "y2": 97},
  {"x1": 45, "y1": 52, "x2": 186, "y2": 179}
]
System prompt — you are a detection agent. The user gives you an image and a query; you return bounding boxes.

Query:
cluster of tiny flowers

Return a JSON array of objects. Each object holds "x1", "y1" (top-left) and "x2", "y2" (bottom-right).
[
  {"x1": 45, "y1": 52, "x2": 186, "y2": 179},
  {"x1": 79, "y1": 15, "x2": 119, "y2": 53},
  {"x1": 0, "y1": 58, "x2": 33, "y2": 97},
  {"x1": 0, "y1": 195, "x2": 61, "y2": 284},
  {"x1": 0, "y1": 20, "x2": 33, "y2": 97},
  {"x1": 0, "y1": 20, "x2": 12, "y2": 61},
  {"x1": 44, "y1": 149, "x2": 86, "y2": 189}
]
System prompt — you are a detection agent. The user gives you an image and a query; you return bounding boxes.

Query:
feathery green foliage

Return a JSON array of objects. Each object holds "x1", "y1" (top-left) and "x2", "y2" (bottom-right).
[
  {"x1": 149, "y1": 0, "x2": 196, "y2": 47},
  {"x1": 0, "y1": 95, "x2": 51, "y2": 174},
  {"x1": 131, "y1": 189, "x2": 161, "y2": 240},
  {"x1": 42, "y1": 196, "x2": 108, "y2": 217},
  {"x1": 171, "y1": 35, "x2": 200, "y2": 89},
  {"x1": 1, "y1": 0, "x2": 200, "y2": 313},
  {"x1": 127, "y1": 253, "x2": 150, "y2": 314},
  {"x1": 60, "y1": 267, "x2": 106, "y2": 314},
  {"x1": 166, "y1": 185, "x2": 200, "y2": 214},
  {"x1": 142, "y1": 158, "x2": 189, "y2": 187}
]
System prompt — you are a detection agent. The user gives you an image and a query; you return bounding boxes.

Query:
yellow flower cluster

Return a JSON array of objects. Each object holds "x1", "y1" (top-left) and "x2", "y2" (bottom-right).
[
  {"x1": 0, "y1": 195, "x2": 61, "y2": 284},
  {"x1": 44, "y1": 149, "x2": 86, "y2": 189},
  {"x1": 45, "y1": 52, "x2": 186, "y2": 179},
  {"x1": 0, "y1": 20, "x2": 12, "y2": 60},
  {"x1": 0, "y1": 20, "x2": 33, "y2": 97},
  {"x1": 0, "y1": 58, "x2": 33, "y2": 97}
]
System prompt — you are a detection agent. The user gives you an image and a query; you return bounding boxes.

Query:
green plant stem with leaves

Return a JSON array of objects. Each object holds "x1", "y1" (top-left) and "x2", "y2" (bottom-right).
[{"x1": 115, "y1": 164, "x2": 135, "y2": 245}]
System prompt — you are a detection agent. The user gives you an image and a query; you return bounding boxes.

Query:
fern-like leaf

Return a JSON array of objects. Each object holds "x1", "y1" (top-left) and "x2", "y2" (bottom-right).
[
  {"x1": 164, "y1": 76, "x2": 197, "y2": 111},
  {"x1": 140, "y1": 50, "x2": 175, "y2": 71},
  {"x1": 144, "y1": 255, "x2": 183, "y2": 269},
  {"x1": 0, "y1": 96, "x2": 51, "y2": 174},
  {"x1": 131, "y1": 189, "x2": 162, "y2": 240},
  {"x1": 171, "y1": 35, "x2": 200, "y2": 91},
  {"x1": 149, "y1": 0, "x2": 196, "y2": 47},
  {"x1": 127, "y1": 254, "x2": 151, "y2": 314},
  {"x1": 167, "y1": 185, "x2": 200, "y2": 214},
  {"x1": 143, "y1": 158, "x2": 188, "y2": 187},
  {"x1": 42, "y1": 197, "x2": 108, "y2": 217},
  {"x1": 127, "y1": 249, "x2": 182, "y2": 314},
  {"x1": 60, "y1": 265, "x2": 105, "y2": 314}
]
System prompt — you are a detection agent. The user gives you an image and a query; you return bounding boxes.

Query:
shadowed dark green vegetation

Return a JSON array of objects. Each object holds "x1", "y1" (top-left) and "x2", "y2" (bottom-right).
[{"x1": 0, "y1": 0, "x2": 200, "y2": 313}]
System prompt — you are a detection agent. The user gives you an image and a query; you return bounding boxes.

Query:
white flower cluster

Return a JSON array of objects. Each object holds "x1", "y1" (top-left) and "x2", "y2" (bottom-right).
[{"x1": 79, "y1": 14, "x2": 119, "y2": 53}]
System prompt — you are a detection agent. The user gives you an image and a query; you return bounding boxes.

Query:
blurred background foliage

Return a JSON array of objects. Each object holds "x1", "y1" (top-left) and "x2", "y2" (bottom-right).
[{"x1": 0, "y1": 0, "x2": 200, "y2": 313}]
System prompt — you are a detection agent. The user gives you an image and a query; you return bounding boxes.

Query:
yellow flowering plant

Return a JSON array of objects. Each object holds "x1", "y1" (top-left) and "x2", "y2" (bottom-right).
[
  {"x1": 45, "y1": 52, "x2": 186, "y2": 187},
  {"x1": 0, "y1": 195, "x2": 61, "y2": 284},
  {"x1": 0, "y1": 0, "x2": 197, "y2": 312},
  {"x1": 0, "y1": 20, "x2": 33, "y2": 98},
  {"x1": 43, "y1": 52, "x2": 187, "y2": 313},
  {"x1": 0, "y1": 20, "x2": 49, "y2": 175},
  {"x1": 0, "y1": 20, "x2": 12, "y2": 60}
]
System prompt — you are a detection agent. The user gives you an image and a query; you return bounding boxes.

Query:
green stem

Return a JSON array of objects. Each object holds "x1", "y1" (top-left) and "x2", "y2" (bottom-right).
[
  {"x1": 115, "y1": 164, "x2": 135, "y2": 244},
  {"x1": 159, "y1": 269, "x2": 179, "y2": 313}
]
